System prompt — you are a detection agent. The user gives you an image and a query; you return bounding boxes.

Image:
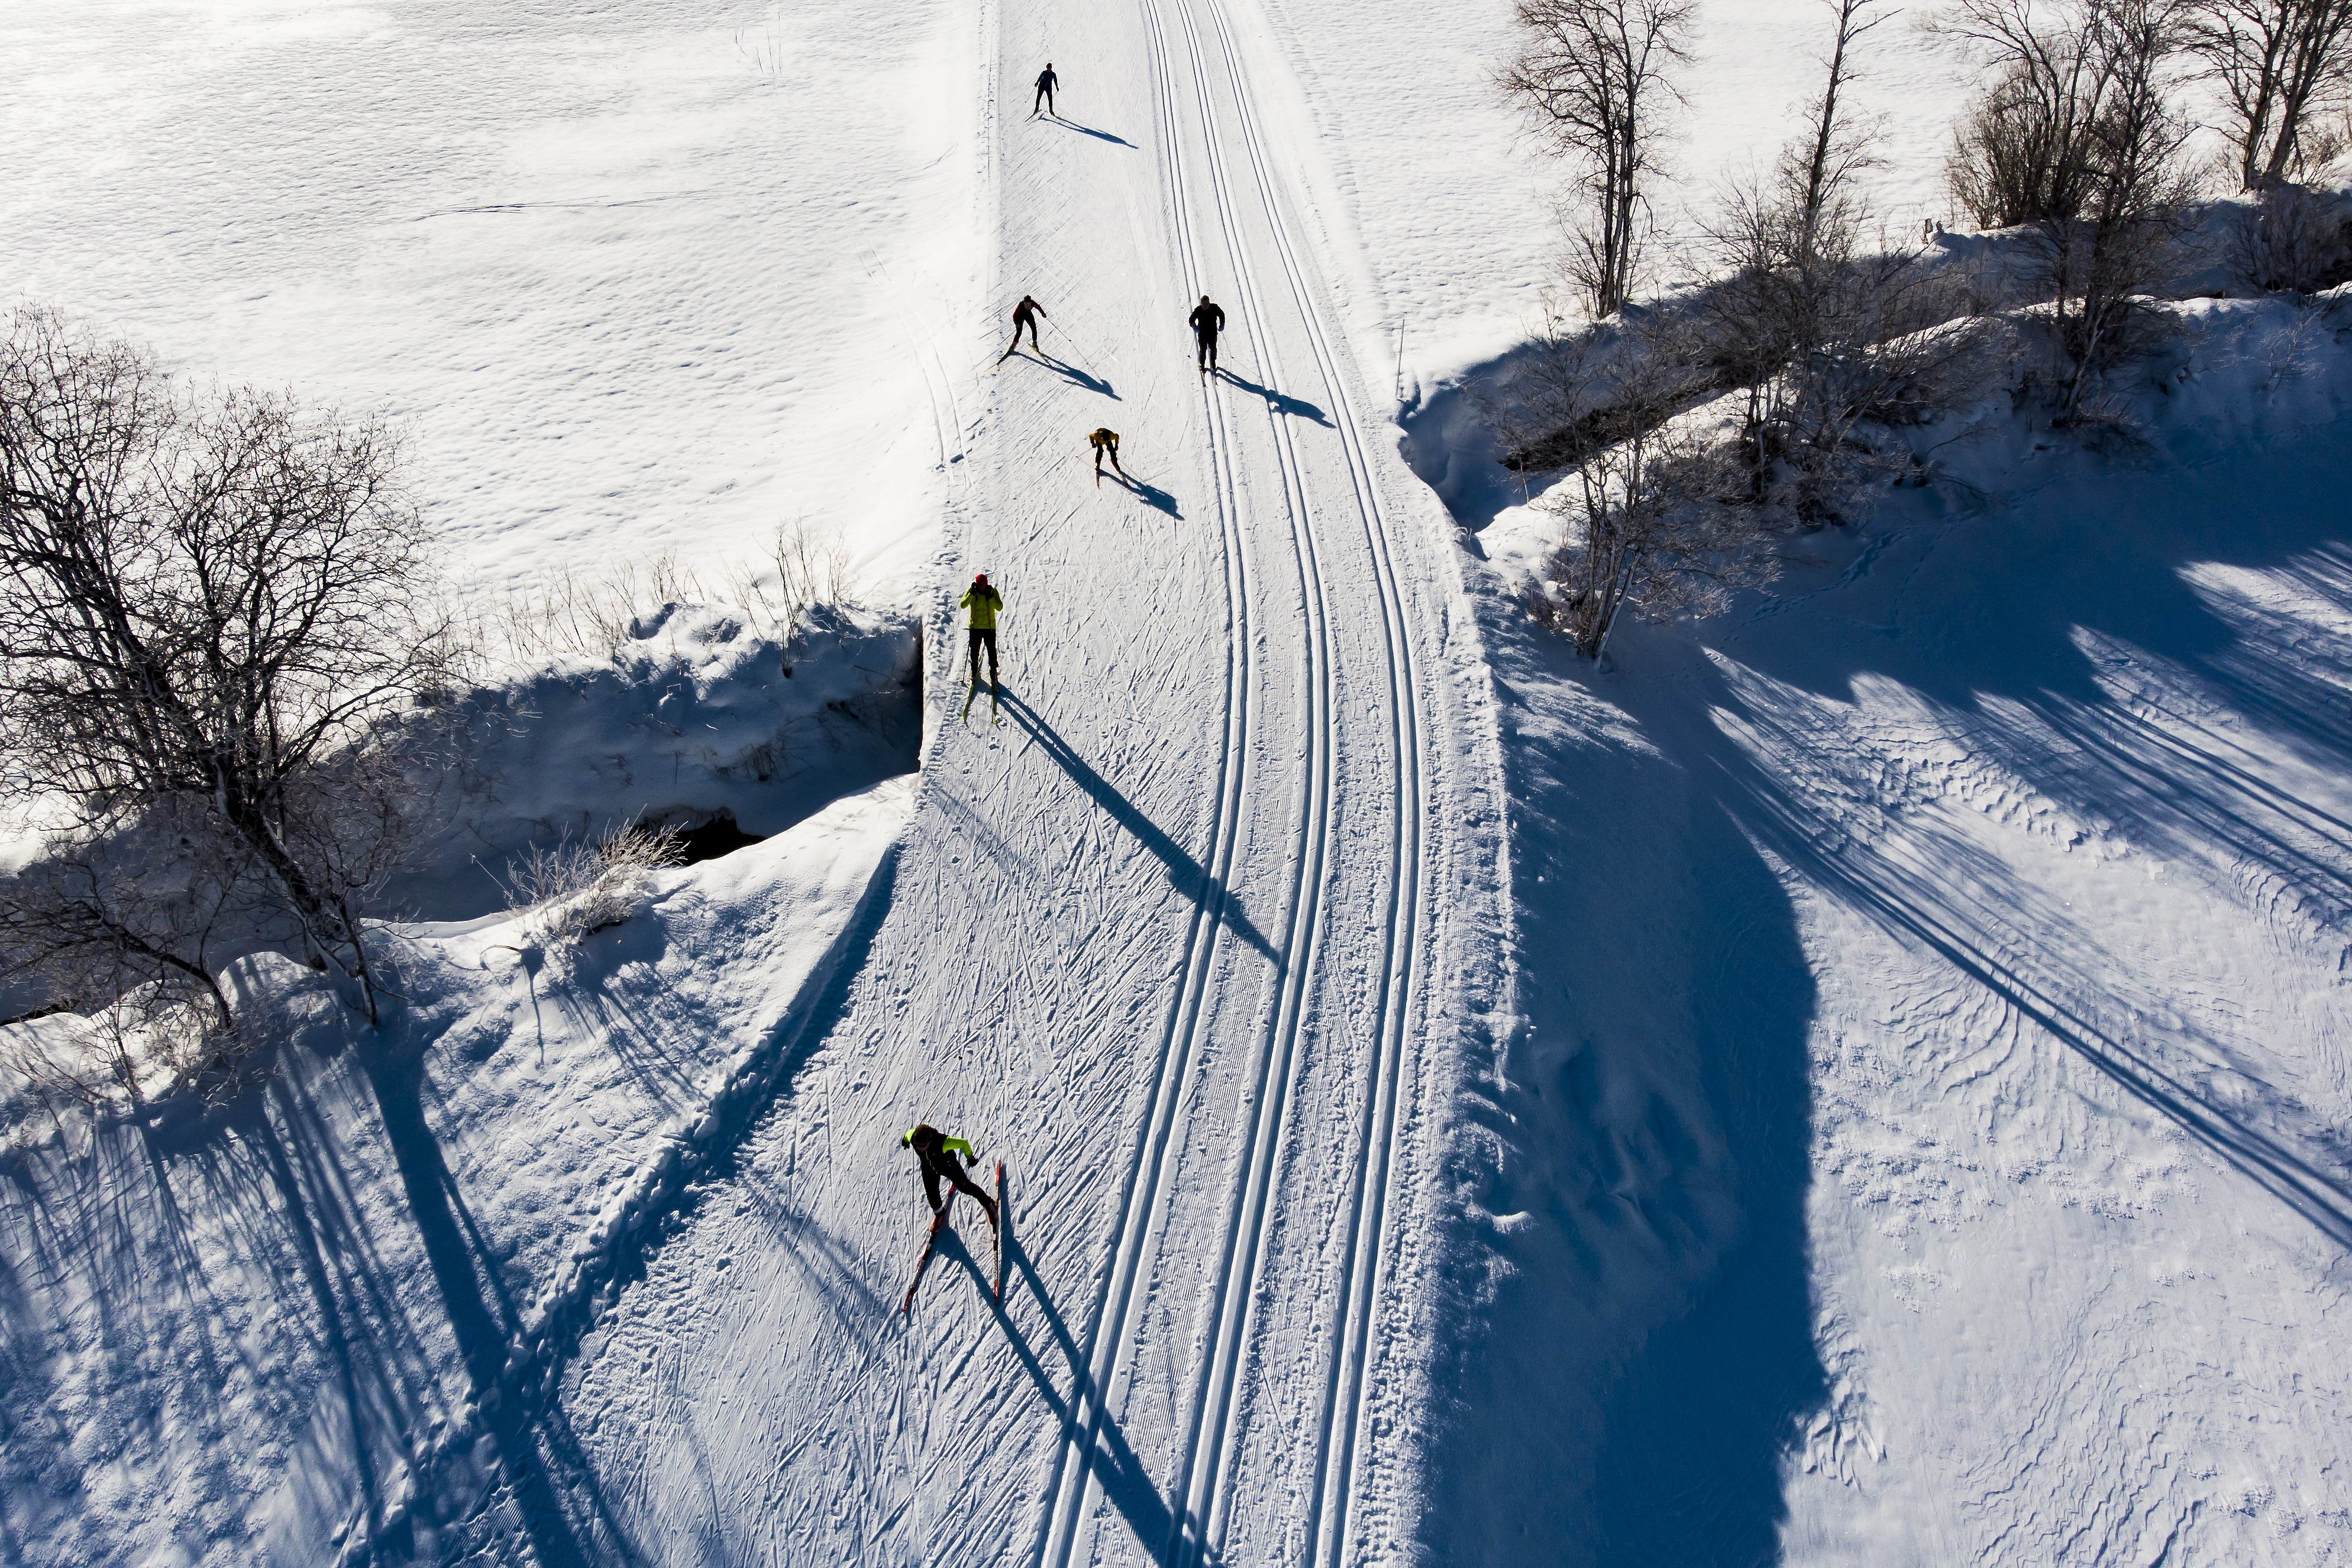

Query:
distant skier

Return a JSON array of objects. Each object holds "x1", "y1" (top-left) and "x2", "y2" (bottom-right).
[
  {"x1": 960, "y1": 571, "x2": 1002, "y2": 687},
  {"x1": 1034, "y1": 63, "x2": 1058, "y2": 117},
  {"x1": 902, "y1": 1124, "x2": 1000, "y2": 1227},
  {"x1": 1001, "y1": 295, "x2": 1046, "y2": 360},
  {"x1": 1088, "y1": 426, "x2": 1124, "y2": 482},
  {"x1": 1189, "y1": 295, "x2": 1226, "y2": 373}
]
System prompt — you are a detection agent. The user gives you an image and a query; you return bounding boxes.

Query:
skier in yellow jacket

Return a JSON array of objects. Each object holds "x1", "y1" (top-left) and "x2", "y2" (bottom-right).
[
  {"x1": 959, "y1": 571, "x2": 1002, "y2": 687},
  {"x1": 903, "y1": 1124, "x2": 999, "y2": 1224}
]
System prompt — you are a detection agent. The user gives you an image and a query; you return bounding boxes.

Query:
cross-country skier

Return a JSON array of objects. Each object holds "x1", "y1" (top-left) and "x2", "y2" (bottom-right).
[
  {"x1": 903, "y1": 1124, "x2": 1000, "y2": 1226},
  {"x1": 960, "y1": 571, "x2": 1002, "y2": 687},
  {"x1": 1002, "y1": 295, "x2": 1046, "y2": 360},
  {"x1": 1189, "y1": 295, "x2": 1227, "y2": 373},
  {"x1": 1034, "y1": 63, "x2": 1058, "y2": 117},
  {"x1": 1089, "y1": 426, "x2": 1124, "y2": 481}
]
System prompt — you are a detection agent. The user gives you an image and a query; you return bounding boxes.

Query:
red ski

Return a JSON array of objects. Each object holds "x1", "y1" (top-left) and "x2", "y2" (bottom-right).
[{"x1": 898, "y1": 1192, "x2": 954, "y2": 1315}]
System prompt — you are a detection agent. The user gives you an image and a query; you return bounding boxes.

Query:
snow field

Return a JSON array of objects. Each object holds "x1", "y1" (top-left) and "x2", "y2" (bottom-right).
[
  {"x1": 1427, "y1": 291, "x2": 2352, "y2": 1560},
  {"x1": 0, "y1": 0, "x2": 986, "y2": 603}
]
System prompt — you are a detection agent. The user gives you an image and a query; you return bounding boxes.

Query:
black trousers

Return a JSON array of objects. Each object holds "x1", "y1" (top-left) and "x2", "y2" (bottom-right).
[
  {"x1": 968, "y1": 626, "x2": 999, "y2": 679},
  {"x1": 1035, "y1": 84, "x2": 1055, "y2": 115},
  {"x1": 923, "y1": 1155, "x2": 991, "y2": 1213},
  {"x1": 1196, "y1": 330, "x2": 1218, "y2": 368}
]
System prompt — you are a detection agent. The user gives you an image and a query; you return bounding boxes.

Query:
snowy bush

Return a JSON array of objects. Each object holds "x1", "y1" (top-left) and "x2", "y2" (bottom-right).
[
  {"x1": 503, "y1": 820, "x2": 687, "y2": 947},
  {"x1": 2230, "y1": 180, "x2": 2352, "y2": 293}
]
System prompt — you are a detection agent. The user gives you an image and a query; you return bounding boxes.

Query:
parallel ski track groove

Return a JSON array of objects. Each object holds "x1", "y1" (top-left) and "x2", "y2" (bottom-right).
[
  {"x1": 1162, "y1": 0, "x2": 1429, "y2": 1561},
  {"x1": 1030, "y1": 6, "x2": 1268, "y2": 1559},
  {"x1": 1157, "y1": 0, "x2": 1339, "y2": 1558}
]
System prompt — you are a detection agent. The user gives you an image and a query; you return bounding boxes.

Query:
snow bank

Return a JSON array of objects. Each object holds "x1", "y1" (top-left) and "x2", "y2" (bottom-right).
[
  {"x1": 405, "y1": 600, "x2": 922, "y2": 919},
  {"x1": 0, "y1": 775, "x2": 912, "y2": 1566},
  {"x1": 1419, "y1": 287, "x2": 2352, "y2": 1561}
]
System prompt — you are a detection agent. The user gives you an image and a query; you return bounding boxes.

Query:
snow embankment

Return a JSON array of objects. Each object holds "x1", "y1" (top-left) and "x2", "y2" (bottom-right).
[
  {"x1": 0, "y1": 770, "x2": 912, "y2": 1567},
  {"x1": 404, "y1": 600, "x2": 921, "y2": 919},
  {"x1": 1419, "y1": 290, "x2": 2352, "y2": 1563}
]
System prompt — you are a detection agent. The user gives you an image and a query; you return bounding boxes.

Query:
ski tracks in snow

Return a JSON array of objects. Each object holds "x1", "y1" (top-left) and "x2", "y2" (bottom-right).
[{"x1": 1038, "y1": 0, "x2": 1432, "y2": 1560}]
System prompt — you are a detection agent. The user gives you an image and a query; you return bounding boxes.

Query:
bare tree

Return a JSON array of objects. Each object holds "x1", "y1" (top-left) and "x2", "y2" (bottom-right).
[
  {"x1": 2045, "y1": 0, "x2": 2198, "y2": 416},
  {"x1": 1939, "y1": 1, "x2": 2195, "y2": 416},
  {"x1": 1518, "y1": 329, "x2": 1771, "y2": 658},
  {"x1": 1500, "y1": 0, "x2": 1698, "y2": 317},
  {"x1": 1940, "y1": 0, "x2": 2183, "y2": 227},
  {"x1": 2185, "y1": 0, "x2": 2352, "y2": 188},
  {"x1": 0, "y1": 307, "x2": 454, "y2": 1027},
  {"x1": 2230, "y1": 177, "x2": 2352, "y2": 286}
]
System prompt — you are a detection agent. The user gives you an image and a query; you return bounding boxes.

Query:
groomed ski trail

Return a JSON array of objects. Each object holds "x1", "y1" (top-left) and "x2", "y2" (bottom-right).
[{"x1": 442, "y1": 0, "x2": 1502, "y2": 1558}]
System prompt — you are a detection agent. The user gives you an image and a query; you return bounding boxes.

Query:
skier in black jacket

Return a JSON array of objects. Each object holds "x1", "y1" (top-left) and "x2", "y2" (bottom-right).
[
  {"x1": 902, "y1": 1124, "x2": 999, "y2": 1224},
  {"x1": 1034, "y1": 63, "x2": 1058, "y2": 117},
  {"x1": 1188, "y1": 296, "x2": 1227, "y2": 373}
]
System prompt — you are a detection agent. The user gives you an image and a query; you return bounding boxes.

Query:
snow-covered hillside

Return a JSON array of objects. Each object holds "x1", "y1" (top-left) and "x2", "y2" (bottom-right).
[{"x1": 5, "y1": 0, "x2": 2350, "y2": 1563}]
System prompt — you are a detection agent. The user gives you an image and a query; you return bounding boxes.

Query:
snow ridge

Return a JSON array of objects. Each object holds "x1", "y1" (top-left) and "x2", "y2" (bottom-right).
[{"x1": 336, "y1": 817, "x2": 909, "y2": 1562}]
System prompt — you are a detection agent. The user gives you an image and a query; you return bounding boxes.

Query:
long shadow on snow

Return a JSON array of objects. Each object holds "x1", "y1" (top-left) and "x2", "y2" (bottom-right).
[
  {"x1": 1009, "y1": 348, "x2": 1118, "y2": 400},
  {"x1": 1215, "y1": 368, "x2": 1329, "y2": 426},
  {"x1": 1105, "y1": 471, "x2": 1183, "y2": 518},
  {"x1": 435, "y1": 838, "x2": 911, "y2": 1559},
  {"x1": 1418, "y1": 612, "x2": 1824, "y2": 1567},
  {"x1": 933, "y1": 1223, "x2": 1191, "y2": 1560},
  {"x1": 1047, "y1": 115, "x2": 1139, "y2": 148},
  {"x1": 1000, "y1": 690, "x2": 1280, "y2": 964},
  {"x1": 364, "y1": 1051, "x2": 637, "y2": 1566},
  {"x1": 1698, "y1": 442, "x2": 2352, "y2": 1250}
]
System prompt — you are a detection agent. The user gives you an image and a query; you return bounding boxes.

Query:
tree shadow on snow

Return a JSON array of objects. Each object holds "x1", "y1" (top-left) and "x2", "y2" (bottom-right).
[
  {"x1": 1695, "y1": 441, "x2": 2352, "y2": 1253},
  {"x1": 1427, "y1": 418, "x2": 2352, "y2": 1566},
  {"x1": 1416, "y1": 612, "x2": 1826, "y2": 1567}
]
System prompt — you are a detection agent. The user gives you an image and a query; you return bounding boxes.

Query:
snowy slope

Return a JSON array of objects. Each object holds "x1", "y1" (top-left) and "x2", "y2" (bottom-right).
[
  {"x1": 0, "y1": 780, "x2": 910, "y2": 1564},
  {"x1": 1424, "y1": 298, "x2": 2352, "y2": 1563},
  {"x1": 0, "y1": 0, "x2": 984, "y2": 601},
  {"x1": 470, "y1": 0, "x2": 1507, "y2": 1560}
]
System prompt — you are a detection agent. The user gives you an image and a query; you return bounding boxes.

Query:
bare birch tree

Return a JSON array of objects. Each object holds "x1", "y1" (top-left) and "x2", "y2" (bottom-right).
[
  {"x1": 1500, "y1": 0, "x2": 1698, "y2": 317},
  {"x1": 2185, "y1": 0, "x2": 2352, "y2": 188}
]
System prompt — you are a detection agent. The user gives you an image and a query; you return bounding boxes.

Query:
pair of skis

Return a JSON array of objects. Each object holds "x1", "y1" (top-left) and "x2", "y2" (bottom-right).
[
  {"x1": 961, "y1": 673, "x2": 1000, "y2": 725},
  {"x1": 898, "y1": 1159, "x2": 1007, "y2": 1315}
]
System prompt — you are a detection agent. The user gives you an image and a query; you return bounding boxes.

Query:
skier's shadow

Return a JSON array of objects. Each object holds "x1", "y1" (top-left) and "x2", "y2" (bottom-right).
[
  {"x1": 1040, "y1": 351, "x2": 1119, "y2": 399},
  {"x1": 942, "y1": 1223, "x2": 1196, "y2": 1560},
  {"x1": 1106, "y1": 472, "x2": 1181, "y2": 518},
  {"x1": 1051, "y1": 117, "x2": 1138, "y2": 148},
  {"x1": 1000, "y1": 689, "x2": 1278, "y2": 964},
  {"x1": 1218, "y1": 368, "x2": 1330, "y2": 425}
]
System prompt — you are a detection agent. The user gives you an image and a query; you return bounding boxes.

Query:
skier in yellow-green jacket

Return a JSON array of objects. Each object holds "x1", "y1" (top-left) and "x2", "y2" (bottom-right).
[
  {"x1": 903, "y1": 1124, "x2": 999, "y2": 1224},
  {"x1": 959, "y1": 571, "x2": 1002, "y2": 687}
]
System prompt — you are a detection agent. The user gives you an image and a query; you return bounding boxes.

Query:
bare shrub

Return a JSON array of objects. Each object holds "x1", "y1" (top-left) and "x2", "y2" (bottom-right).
[
  {"x1": 2186, "y1": 0, "x2": 2352, "y2": 190},
  {"x1": 1517, "y1": 330, "x2": 1775, "y2": 658},
  {"x1": 2231, "y1": 179, "x2": 2352, "y2": 287},
  {"x1": 505, "y1": 820, "x2": 686, "y2": 947},
  {"x1": 1695, "y1": 0, "x2": 1994, "y2": 523},
  {"x1": 473, "y1": 522, "x2": 857, "y2": 667},
  {"x1": 1939, "y1": 0, "x2": 2198, "y2": 418},
  {"x1": 0, "y1": 306, "x2": 455, "y2": 1027},
  {"x1": 1499, "y1": 0, "x2": 1698, "y2": 318}
]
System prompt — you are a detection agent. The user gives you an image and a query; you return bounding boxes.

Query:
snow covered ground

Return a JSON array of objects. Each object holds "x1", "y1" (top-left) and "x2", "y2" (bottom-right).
[
  {"x1": 1433, "y1": 297, "x2": 2352, "y2": 1563},
  {"x1": 6, "y1": 0, "x2": 2352, "y2": 1563}
]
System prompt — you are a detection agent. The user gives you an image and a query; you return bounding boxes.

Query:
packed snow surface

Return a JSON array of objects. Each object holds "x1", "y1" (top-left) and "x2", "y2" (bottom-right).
[{"x1": 4, "y1": 0, "x2": 2351, "y2": 1563}]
